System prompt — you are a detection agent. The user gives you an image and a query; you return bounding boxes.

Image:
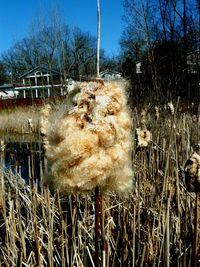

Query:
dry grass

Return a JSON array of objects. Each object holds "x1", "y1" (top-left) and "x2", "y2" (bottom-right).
[
  {"x1": 0, "y1": 102, "x2": 200, "y2": 266},
  {"x1": 0, "y1": 107, "x2": 41, "y2": 134}
]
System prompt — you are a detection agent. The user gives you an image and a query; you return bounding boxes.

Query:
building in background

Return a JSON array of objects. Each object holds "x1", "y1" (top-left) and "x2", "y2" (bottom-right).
[
  {"x1": 187, "y1": 50, "x2": 200, "y2": 99},
  {"x1": 0, "y1": 84, "x2": 18, "y2": 99},
  {"x1": 99, "y1": 69, "x2": 122, "y2": 81}
]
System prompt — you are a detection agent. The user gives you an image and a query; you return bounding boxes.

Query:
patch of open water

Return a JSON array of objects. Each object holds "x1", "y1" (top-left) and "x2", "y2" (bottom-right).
[{"x1": 1, "y1": 134, "x2": 44, "y2": 181}]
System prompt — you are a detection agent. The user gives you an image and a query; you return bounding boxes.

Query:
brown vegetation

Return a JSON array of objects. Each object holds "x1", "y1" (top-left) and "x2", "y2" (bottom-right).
[
  {"x1": 0, "y1": 97, "x2": 199, "y2": 266},
  {"x1": 0, "y1": 106, "x2": 40, "y2": 134}
]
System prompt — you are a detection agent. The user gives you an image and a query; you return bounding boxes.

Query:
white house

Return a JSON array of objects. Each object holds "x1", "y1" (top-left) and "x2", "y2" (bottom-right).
[
  {"x1": 99, "y1": 70, "x2": 122, "y2": 81},
  {"x1": 0, "y1": 84, "x2": 19, "y2": 99}
]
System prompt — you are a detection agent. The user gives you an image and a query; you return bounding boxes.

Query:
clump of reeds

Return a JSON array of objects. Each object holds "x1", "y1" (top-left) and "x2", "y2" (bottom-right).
[
  {"x1": 1, "y1": 98, "x2": 200, "y2": 266},
  {"x1": 0, "y1": 168, "x2": 96, "y2": 266},
  {"x1": 0, "y1": 118, "x2": 199, "y2": 266},
  {"x1": 0, "y1": 107, "x2": 41, "y2": 134}
]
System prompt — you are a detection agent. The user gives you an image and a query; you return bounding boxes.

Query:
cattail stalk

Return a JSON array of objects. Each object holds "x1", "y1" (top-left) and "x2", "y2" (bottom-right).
[
  {"x1": 155, "y1": 97, "x2": 180, "y2": 264},
  {"x1": 194, "y1": 192, "x2": 199, "y2": 267},
  {"x1": 165, "y1": 209, "x2": 170, "y2": 267},
  {"x1": 95, "y1": 186, "x2": 101, "y2": 267},
  {"x1": 101, "y1": 196, "x2": 106, "y2": 267},
  {"x1": 132, "y1": 204, "x2": 136, "y2": 267}
]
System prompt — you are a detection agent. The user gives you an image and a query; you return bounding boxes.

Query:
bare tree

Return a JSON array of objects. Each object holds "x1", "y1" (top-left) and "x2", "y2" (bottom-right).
[
  {"x1": 0, "y1": 3, "x2": 111, "y2": 81},
  {"x1": 121, "y1": 0, "x2": 199, "y2": 102},
  {"x1": 70, "y1": 27, "x2": 96, "y2": 77},
  {"x1": 122, "y1": 0, "x2": 160, "y2": 97}
]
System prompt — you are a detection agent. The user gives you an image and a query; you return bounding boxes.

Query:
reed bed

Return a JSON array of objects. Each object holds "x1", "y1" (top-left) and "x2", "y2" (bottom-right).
[
  {"x1": 0, "y1": 107, "x2": 41, "y2": 134},
  {"x1": 0, "y1": 104, "x2": 200, "y2": 266}
]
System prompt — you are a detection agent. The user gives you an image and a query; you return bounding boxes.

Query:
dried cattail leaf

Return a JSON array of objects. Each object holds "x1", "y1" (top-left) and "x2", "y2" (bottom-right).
[
  {"x1": 140, "y1": 109, "x2": 146, "y2": 125},
  {"x1": 27, "y1": 118, "x2": 33, "y2": 133},
  {"x1": 155, "y1": 106, "x2": 160, "y2": 121},
  {"x1": 40, "y1": 104, "x2": 51, "y2": 136}
]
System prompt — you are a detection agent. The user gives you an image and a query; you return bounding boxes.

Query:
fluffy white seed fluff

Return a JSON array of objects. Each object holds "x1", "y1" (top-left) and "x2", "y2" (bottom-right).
[
  {"x1": 185, "y1": 145, "x2": 200, "y2": 192},
  {"x1": 41, "y1": 81, "x2": 133, "y2": 194},
  {"x1": 167, "y1": 102, "x2": 174, "y2": 115},
  {"x1": 135, "y1": 128, "x2": 151, "y2": 148}
]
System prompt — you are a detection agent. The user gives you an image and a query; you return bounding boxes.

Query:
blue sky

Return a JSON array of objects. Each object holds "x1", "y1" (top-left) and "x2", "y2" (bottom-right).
[{"x1": 0, "y1": 0, "x2": 124, "y2": 57}]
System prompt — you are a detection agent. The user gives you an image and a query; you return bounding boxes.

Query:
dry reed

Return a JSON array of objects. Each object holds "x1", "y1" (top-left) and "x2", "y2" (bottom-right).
[
  {"x1": 0, "y1": 101, "x2": 200, "y2": 266},
  {"x1": 0, "y1": 107, "x2": 41, "y2": 134}
]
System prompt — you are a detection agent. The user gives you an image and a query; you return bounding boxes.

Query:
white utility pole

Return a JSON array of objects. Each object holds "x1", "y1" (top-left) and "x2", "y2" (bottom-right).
[{"x1": 97, "y1": 0, "x2": 100, "y2": 77}]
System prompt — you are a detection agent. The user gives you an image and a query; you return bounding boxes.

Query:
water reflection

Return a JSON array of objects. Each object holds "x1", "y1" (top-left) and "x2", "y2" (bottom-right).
[{"x1": 1, "y1": 134, "x2": 44, "y2": 181}]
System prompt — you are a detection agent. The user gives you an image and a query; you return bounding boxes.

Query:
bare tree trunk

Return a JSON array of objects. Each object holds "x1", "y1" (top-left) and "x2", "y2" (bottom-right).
[
  {"x1": 97, "y1": 0, "x2": 100, "y2": 77},
  {"x1": 141, "y1": 0, "x2": 159, "y2": 98}
]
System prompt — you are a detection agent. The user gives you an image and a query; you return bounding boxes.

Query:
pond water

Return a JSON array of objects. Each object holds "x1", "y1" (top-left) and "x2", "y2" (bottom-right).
[{"x1": 1, "y1": 134, "x2": 44, "y2": 182}]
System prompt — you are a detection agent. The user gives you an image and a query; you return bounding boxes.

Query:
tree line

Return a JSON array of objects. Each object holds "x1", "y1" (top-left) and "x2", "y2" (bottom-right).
[
  {"x1": 0, "y1": 15, "x2": 119, "y2": 84},
  {"x1": 0, "y1": 0, "x2": 199, "y2": 103},
  {"x1": 120, "y1": 0, "x2": 200, "y2": 103}
]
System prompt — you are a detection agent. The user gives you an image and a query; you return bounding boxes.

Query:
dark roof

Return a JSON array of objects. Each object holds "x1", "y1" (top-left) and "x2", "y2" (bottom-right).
[
  {"x1": 19, "y1": 66, "x2": 61, "y2": 79},
  {"x1": 0, "y1": 84, "x2": 15, "y2": 90},
  {"x1": 99, "y1": 69, "x2": 121, "y2": 75}
]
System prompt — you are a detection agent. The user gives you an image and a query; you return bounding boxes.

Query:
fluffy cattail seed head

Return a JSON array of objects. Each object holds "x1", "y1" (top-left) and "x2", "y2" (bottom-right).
[
  {"x1": 135, "y1": 128, "x2": 151, "y2": 149},
  {"x1": 185, "y1": 144, "x2": 200, "y2": 192},
  {"x1": 42, "y1": 81, "x2": 133, "y2": 194},
  {"x1": 167, "y1": 102, "x2": 174, "y2": 115},
  {"x1": 0, "y1": 140, "x2": 5, "y2": 152}
]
